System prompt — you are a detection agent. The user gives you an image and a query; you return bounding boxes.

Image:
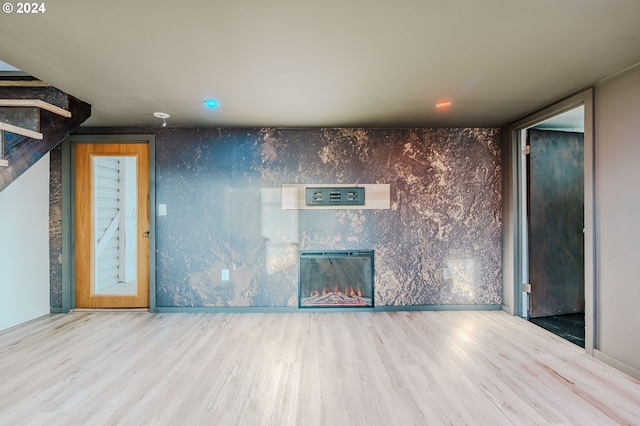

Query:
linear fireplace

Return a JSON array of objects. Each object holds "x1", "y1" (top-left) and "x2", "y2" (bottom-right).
[{"x1": 298, "y1": 250, "x2": 374, "y2": 308}]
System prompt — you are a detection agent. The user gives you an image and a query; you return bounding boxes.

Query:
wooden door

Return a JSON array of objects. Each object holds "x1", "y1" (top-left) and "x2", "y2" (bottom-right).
[{"x1": 75, "y1": 143, "x2": 150, "y2": 308}]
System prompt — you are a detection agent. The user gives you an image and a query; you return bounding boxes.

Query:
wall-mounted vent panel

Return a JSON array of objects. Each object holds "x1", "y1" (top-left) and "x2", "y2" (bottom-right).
[{"x1": 305, "y1": 187, "x2": 365, "y2": 206}]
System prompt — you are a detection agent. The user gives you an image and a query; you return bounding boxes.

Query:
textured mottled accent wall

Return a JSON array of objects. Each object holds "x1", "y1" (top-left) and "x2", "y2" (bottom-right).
[
  {"x1": 155, "y1": 128, "x2": 502, "y2": 307},
  {"x1": 49, "y1": 145, "x2": 63, "y2": 309},
  {"x1": 49, "y1": 127, "x2": 502, "y2": 309}
]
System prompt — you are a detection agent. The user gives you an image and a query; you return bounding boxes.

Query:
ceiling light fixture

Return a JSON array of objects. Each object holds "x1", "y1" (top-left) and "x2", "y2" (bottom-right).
[
  {"x1": 435, "y1": 100, "x2": 453, "y2": 110},
  {"x1": 204, "y1": 99, "x2": 220, "y2": 108},
  {"x1": 153, "y1": 112, "x2": 170, "y2": 127}
]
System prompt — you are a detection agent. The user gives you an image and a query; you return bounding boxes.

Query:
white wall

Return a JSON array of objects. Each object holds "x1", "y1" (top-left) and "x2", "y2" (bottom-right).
[
  {"x1": 594, "y1": 64, "x2": 640, "y2": 375},
  {"x1": 0, "y1": 153, "x2": 51, "y2": 331}
]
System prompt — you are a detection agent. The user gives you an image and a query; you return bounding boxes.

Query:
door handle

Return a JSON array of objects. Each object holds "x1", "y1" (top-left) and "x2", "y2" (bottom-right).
[{"x1": 143, "y1": 231, "x2": 150, "y2": 238}]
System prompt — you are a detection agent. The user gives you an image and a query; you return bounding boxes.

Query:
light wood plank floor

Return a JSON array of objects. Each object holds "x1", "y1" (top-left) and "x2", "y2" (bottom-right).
[{"x1": 1, "y1": 310, "x2": 639, "y2": 425}]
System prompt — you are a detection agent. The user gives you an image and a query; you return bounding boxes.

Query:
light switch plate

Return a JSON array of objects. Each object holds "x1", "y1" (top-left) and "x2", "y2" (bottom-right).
[{"x1": 158, "y1": 204, "x2": 167, "y2": 216}]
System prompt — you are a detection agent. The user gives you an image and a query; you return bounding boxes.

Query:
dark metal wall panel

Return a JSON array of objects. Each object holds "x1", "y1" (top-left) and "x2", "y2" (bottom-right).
[{"x1": 528, "y1": 129, "x2": 584, "y2": 318}]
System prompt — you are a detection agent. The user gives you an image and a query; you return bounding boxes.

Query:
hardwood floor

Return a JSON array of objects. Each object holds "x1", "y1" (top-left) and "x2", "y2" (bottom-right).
[{"x1": 1, "y1": 310, "x2": 639, "y2": 425}]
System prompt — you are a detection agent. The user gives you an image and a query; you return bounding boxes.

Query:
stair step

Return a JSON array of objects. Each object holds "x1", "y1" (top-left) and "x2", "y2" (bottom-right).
[
  {"x1": 0, "y1": 80, "x2": 51, "y2": 88},
  {"x1": 0, "y1": 85, "x2": 91, "y2": 190},
  {"x1": 0, "y1": 121, "x2": 43, "y2": 139},
  {"x1": 0, "y1": 99, "x2": 71, "y2": 118}
]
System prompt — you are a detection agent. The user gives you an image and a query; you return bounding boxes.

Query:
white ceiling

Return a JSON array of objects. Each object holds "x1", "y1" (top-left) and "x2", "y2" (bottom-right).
[{"x1": 1, "y1": 0, "x2": 639, "y2": 128}]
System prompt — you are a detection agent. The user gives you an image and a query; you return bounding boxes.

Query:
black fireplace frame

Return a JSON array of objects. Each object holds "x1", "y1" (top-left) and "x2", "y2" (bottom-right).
[{"x1": 298, "y1": 250, "x2": 375, "y2": 308}]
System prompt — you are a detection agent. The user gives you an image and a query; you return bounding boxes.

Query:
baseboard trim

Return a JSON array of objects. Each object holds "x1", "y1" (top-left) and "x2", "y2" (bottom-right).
[
  {"x1": 157, "y1": 306, "x2": 298, "y2": 314},
  {"x1": 155, "y1": 304, "x2": 501, "y2": 314},
  {"x1": 593, "y1": 349, "x2": 640, "y2": 381},
  {"x1": 501, "y1": 304, "x2": 513, "y2": 314},
  {"x1": 71, "y1": 308, "x2": 150, "y2": 313},
  {"x1": 374, "y1": 304, "x2": 502, "y2": 312}
]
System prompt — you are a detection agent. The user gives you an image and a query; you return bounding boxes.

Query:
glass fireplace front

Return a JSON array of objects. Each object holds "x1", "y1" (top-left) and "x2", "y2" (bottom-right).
[{"x1": 298, "y1": 250, "x2": 374, "y2": 308}]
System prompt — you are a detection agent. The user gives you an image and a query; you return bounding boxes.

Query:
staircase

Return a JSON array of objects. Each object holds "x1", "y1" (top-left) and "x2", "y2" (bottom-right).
[{"x1": 0, "y1": 77, "x2": 91, "y2": 193}]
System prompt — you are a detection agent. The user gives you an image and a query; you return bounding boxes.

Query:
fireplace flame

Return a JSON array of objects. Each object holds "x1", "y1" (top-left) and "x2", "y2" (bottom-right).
[
  {"x1": 301, "y1": 283, "x2": 370, "y2": 307},
  {"x1": 310, "y1": 285, "x2": 365, "y2": 298}
]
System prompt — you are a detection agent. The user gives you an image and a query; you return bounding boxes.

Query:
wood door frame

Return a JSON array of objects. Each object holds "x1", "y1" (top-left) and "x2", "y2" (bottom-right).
[
  {"x1": 505, "y1": 89, "x2": 595, "y2": 355},
  {"x1": 61, "y1": 134, "x2": 156, "y2": 312}
]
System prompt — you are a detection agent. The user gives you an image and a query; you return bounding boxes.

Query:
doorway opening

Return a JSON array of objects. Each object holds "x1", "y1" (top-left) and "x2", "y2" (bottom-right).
[
  {"x1": 526, "y1": 108, "x2": 585, "y2": 347},
  {"x1": 509, "y1": 89, "x2": 594, "y2": 351}
]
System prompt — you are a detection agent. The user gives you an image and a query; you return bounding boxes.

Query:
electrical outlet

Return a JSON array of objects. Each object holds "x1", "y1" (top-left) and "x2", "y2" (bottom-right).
[
  {"x1": 221, "y1": 269, "x2": 229, "y2": 281},
  {"x1": 305, "y1": 187, "x2": 365, "y2": 206}
]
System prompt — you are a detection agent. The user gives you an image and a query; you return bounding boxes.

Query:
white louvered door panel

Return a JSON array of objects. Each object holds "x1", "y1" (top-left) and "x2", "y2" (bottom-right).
[{"x1": 94, "y1": 157, "x2": 123, "y2": 293}]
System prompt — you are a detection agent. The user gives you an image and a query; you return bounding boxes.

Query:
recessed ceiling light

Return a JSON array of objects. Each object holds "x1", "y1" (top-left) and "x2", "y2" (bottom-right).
[
  {"x1": 435, "y1": 100, "x2": 453, "y2": 110},
  {"x1": 204, "y1": 99, "x2": 220, "y2": 108}
]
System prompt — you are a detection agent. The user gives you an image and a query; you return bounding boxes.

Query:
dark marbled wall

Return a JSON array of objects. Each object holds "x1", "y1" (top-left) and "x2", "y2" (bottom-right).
[
  {"x1": 50, "y1": 127, "x2": 502, "y2": 309},
  {"x1": 49, "y1": 145, "x2": 63, "y2": 309},
  {"x1": 155, "y1": 128, "x2": 502, "y2": 307}
]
